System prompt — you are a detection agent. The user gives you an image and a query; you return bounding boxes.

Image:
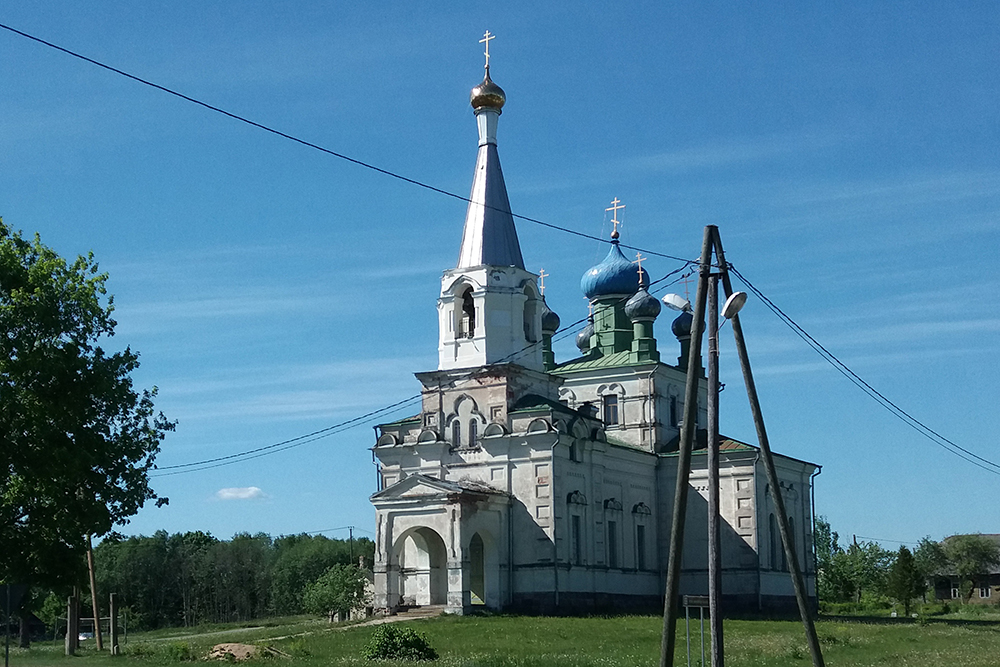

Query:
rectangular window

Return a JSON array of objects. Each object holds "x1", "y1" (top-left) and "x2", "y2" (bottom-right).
[
  {"x1": 669, "y1": 396, "x2": 678, "y2": 428},
  {"x1": 951, "y1": 586, "x2": 960, "y2": 600},
  {"x1": 980, "y1": 586, "x2": 991, "y2": 599},
  {"x1": 636, "y1": 524, "x2": 646, "y2": 570},
  {"x1": 607, "y1": 520, "x2": 618, "y2": 568},
  {"x1": 603, "y1": 395, "x2": 619, "y2": 426},
  {"x1": 572, "y1": 515, "x2": 582, "y2": 565},
  {"x1": 452, "y1": 420, "x2": 461, "y2": 447}
]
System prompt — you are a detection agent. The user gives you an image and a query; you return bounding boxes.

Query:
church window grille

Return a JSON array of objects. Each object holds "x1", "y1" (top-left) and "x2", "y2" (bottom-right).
[
  {"x1": 607, "y1": 521, "x2": 619, "y2": 568},
  {"x1": 452, "y1": 420, "x2": 462, "y2": 447},
  {"x1": 468, "y1": 419, "x2": 478, "y2": 447},
  {"x1": 572, "y1": 515, "x2": 582, "y2": 565},
  {"x1": 785, "y1": 516, "x2": 794, "y2": 572},
  {"x1": 636, "y1": 524, "x2": 646, "y2": 570},
  {"x1": 603, "y1": 395, "x2": 619, "y2": 426},
  {"x1": 458, "y1": 289, "x2": 476, "y2": 339},
  {"x1": 769, "y1": 513, "x2": 779, "y2": 571}
]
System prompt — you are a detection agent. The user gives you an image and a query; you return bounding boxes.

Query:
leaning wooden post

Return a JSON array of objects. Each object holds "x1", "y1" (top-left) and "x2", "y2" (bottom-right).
[
  {"x1": 712, "y1": 228, "x2": 825, "y2": 667},
  {"x1": 108, "y1": 593, "x2": 119, "y2": 655},
  {"x1": 706, "y1": 272, "x2": 724, "y2": 667},
  {"x1": 65, "y1": 595, "x2": 78, "y2": 656},
  {"x1": 86, "y1": 535, "x2": 104, "y2": 650},
  {"x1": 660, "y1": 225, "x2": 713, "y2": 667}
]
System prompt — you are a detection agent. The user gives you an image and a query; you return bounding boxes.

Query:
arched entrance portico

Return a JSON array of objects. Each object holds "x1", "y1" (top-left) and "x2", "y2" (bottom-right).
[
  {"x1": 393, "y1": 527, "x2": 447, "y2": 606},
  {"x1": 466, "y1": 530, "x2": 500, "y2": 609}
]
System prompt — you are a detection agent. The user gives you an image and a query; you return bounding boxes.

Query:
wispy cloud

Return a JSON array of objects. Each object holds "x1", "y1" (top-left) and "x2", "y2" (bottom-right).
[{"x1": 215, "y1": 486, "x2": 266, "y2": 500}]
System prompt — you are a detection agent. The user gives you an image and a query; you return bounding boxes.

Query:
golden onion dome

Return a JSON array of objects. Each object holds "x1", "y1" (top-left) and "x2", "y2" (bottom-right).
[{"x1": 470, "y1": 68, "x2": 506, "y2": 111}]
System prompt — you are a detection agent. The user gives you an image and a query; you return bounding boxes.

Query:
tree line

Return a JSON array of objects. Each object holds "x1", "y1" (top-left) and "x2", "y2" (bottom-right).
[
  {"x1": 88, "y1": 531, "x2": 375, "y2": 630},
  {"x1": 816, "y1": 517, "x2": 1000, "y2": 614}
]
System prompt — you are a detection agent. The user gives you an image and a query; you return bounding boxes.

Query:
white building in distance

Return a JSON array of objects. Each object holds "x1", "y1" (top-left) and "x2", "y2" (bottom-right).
[{"x1": 370, "y1": 60, "x2": 819, "y2": 616}]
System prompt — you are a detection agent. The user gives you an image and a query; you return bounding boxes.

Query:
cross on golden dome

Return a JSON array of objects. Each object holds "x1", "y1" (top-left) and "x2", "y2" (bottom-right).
[{"x1": 480, "y1": 30, "x2": 495, "y2": 69}]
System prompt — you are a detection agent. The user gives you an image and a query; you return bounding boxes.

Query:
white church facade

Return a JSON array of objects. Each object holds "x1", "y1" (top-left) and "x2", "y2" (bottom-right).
[{"x1": 370, "y1": 60, "x2": 819, "y2": 615}]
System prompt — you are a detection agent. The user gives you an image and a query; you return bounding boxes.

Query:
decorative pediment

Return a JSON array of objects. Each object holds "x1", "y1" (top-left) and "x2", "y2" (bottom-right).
[
  {"x1": 371, "y1": 473, "x2": 508, "y2": 503},
  {"x1": 371, "y1": 474, "x2": 464, "y2": 502}
]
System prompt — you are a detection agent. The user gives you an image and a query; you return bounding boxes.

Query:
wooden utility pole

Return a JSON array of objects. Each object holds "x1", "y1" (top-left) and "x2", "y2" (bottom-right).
[
  {"x1": 86, "y1": 535, "x2": 103, "y2": 650},
  {"x1": 64, "y1": 594, "x2": 78, "y2": 656},
  {"x1": 660, "y1": 226, "x2": 713, "y2": 667},
  {"x1": 706, "y1": 272, "x2": 723, "y2": 667},
  {"x1": 712, "y1": 228, "x2": 825, "y2": 667},
  {"x1": 660, "y1": 225, "x2": 825, "y2": 667},
  {"x1": 109, "y1": 593, "x2": 119, "y2": 655}
]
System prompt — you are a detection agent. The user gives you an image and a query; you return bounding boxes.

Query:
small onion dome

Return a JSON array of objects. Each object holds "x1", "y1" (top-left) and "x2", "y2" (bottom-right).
[
  {"x1": 576, "y1": 320, "x2": 595, "y2": 352},
  {"x1": 470, "y1": 68, "x2": 506, "y2": 111},
  {"x1": 625, "y1": 287, "x2": 661, "y2": 321},
  {"x1": 580, "y1": 241, "x2": 649, "y2": 299},
  {"x1": 540, "y1": 301, "x2": 561, "y2": 333},
  {"x1": 672, "y1": 310, "x2": 693, "y2": 338}
]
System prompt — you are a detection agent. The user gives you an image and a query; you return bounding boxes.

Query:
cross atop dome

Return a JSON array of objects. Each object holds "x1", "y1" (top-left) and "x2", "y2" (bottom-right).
[
  {"x1": 606, "y1": 197, "x2": 626, "y2": 239},
  {"x1": 480, "y1": 30, "x2": 495, "y2": 70}
]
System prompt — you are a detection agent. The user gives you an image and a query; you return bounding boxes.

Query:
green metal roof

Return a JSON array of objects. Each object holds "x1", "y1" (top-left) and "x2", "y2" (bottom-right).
[{"x1": 552, "y1": 350, "x2": 656, "y2": 374}]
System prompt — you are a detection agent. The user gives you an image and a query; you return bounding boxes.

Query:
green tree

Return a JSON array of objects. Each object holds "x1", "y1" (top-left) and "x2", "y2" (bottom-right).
[
  {"x1": 0, "y1": 220, "x2": 174, "y2": 587},
  {"x1": 303, "y1": 564, "x2": 370, "y2": 619},
  {"x1": 913, "y1": 537, "x2": 948, "y2": 602},
  {"x1": 943, "y1": 534, "x2": 1000, "y2": 602},
  {"x1": 886, "y1": 546, "x2": 923, "y2": 615}
]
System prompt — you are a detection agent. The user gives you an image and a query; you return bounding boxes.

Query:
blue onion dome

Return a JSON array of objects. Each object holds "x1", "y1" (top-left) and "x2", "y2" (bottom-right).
[
  {"x1": 471, "y1": 68, "x2": 506, "y2": 111},
  {"x1": 625, "y1": 286, "x2": 661, "y2": 320},
  {"x1": 540, "y1": 300, "x2": 561, "y2": 333},
  {"x1": 672, "y1": 310, "x2": 693, "y2": 338},
  {"x1": 576, "y1": 319, "x2": 594, "y2": 352},
  {"x1": 580, "y1": 241, "x2": 649, "y2": 299}
]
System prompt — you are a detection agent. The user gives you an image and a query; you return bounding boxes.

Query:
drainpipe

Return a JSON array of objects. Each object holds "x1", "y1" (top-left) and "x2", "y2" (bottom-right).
[
  {"x1": 508, "y1": 495, "x2": 514, "y2": 609},
  {"x1": 810, "y1": 466, "x2": 822, "y2": 604},
  {"x1": 753, "y1": 449, "x2": 762, "y2": 613},
  {"x1": 550, "y1": 435, "x2": 561, "y2": 611}
]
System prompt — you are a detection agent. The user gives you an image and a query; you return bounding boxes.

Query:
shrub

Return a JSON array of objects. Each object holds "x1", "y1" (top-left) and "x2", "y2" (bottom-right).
[
  {"x1": 362, "y1": 624, "x2": 438, "y2": 661},
  {"x1": 165, "y1": 642, "x2": 194, "y2": 661}
]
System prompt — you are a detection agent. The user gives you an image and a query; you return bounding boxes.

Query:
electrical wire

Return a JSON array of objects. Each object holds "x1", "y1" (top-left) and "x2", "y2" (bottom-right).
[
  {"x1": 0, "y1": 21, "x2": 694, "y2": 266},
  {"x1": 151, "y1": 265, "x2": 691, "y2": 476},
  {"x1": 4, "y1": 22, "x2": 993, "y2": 479},
  {"x1": 731, "y1": 266, "x2": 1000, "y2": 476}
]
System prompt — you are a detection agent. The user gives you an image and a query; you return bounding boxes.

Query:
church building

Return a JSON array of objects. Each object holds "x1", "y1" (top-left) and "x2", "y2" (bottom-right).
[{"x1": 370, "y1": 55, "x2": 819, "y2": 615}]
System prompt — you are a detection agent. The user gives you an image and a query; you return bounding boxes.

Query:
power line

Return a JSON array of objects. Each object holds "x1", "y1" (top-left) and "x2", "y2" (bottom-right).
[
  {"x1": 151, "y1": 264, "x2": 691, "y2": 475},
  {"x1": 731, "y1": 266, "x2": 1000, "y2": 476},
  {"x1": 5, "y1": 22, "x2": 993, "y2": 479},
  {"x1": 0, "y1": 21, "x2": 694, "y2": 266}
]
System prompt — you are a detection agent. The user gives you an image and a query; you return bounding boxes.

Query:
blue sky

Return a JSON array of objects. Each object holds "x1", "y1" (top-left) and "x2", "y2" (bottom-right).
[{"x1": 2, "y1": 2, "x2": 998, "y2": 549}]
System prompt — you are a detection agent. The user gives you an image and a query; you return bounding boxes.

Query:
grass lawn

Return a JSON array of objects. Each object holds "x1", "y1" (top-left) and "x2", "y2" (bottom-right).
[{"x1": 7, "y1": 614, "x2": 1000, "y2": 666}]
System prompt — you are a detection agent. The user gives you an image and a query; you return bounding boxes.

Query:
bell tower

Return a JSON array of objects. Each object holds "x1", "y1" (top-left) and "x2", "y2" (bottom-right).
[{"x1": 437, "y1": 35, "x2": 545, "y2": 372}]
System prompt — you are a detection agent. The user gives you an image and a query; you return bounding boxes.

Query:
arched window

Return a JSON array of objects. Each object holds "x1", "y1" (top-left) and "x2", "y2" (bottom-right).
[
  {"x1": 523, "y1": 286, "x2": 538, "y2": 343},
  {"x1": 452, "y1": 420, "x2": 462, "y2": 447},
  {"x1": 468, "y1": 419, "x2": 478, "y2": 447},
  {"x1": 602, "y1": 395, "x2": 619, "y2": 426},
  {"x1": 769, "y1": 513, "x2": 779, "y2": 571},
  {"x1": 785, "y1": 516, "x2": 795, "y2": 572},
  {"x1": 459, "y1": 288, "x2": 476, "y2": 339},
  {"x1": 669, "y1": 396, "x2": 678, "y2": 427}
]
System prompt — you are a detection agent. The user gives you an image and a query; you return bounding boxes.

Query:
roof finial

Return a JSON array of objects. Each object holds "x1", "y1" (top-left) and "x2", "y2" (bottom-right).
[
  {"x1": 480, "y1": 30, "x2": 495, "y2": 71},
  {"x1": 538, "y1": 268, "x2": 549, "y2": 295},
  {"x1": 606, "y1": 197, "x2": 625, "y2": 240},
  {"x1": 634, "y1": 252, "x2": 647, "y2": 287}
]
